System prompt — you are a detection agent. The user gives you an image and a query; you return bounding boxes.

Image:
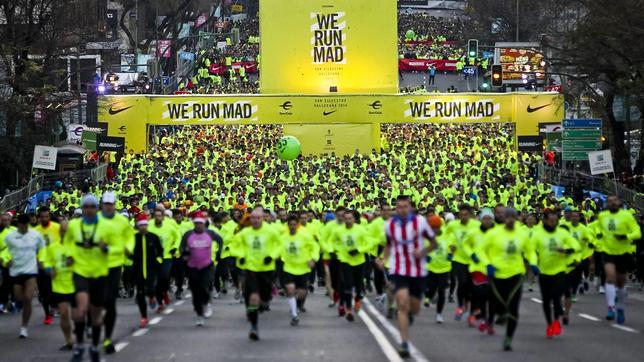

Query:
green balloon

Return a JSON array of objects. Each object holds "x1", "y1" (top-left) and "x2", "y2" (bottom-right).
[
  {"x1": 405, "y1": 30, "x2": 415, "y2": 40},
  {"x1": 276, "y1": 135, "x2": 301, "y2": 161}
]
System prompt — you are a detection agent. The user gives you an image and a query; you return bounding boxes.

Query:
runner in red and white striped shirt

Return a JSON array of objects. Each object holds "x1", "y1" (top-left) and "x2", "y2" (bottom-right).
[{"x1": 377, "y1": 195, "x2": 437, "y2": 358}]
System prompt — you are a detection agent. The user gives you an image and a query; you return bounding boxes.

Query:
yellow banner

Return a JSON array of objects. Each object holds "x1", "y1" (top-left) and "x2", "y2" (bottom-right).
[
  {"x1": 98, "y1": 93, "x2": 564, "y2": 153},
  {"x1": 259, "y1": 0, "x2": 398, "y2": 94},
  {"x1": 284, "y1": 124, "x2": 379, "y2": 156}
]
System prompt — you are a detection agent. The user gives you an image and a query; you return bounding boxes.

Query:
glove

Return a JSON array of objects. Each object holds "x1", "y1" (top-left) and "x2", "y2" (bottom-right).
[
  {"x1": 239, "y1": 257, "x2": 246, "y2": 265},
  {"x1": 486, "y1": 264, "x2": 496, "y2": 279},
  {"x1": 348, "y1": 249, "x2": 359, "y2": 257},
  {"x1": 471, "y1": 253, "x2": 480, "y2": 263},
  {"x1": 530, "y1": 265, "x2": 540, "y2": 276},
  {"x1": 425, "y1": 255, "x2": 432, "y2": 263},
  {"x1": 263, "y1": 256, "x2": 273, "y2": 265},
  {"x1": 447, "y1": 253, "x2": 453, "y2": 261}
]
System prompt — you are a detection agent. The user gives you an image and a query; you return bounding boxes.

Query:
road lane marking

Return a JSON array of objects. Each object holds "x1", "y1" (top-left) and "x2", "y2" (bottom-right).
[
  {"x1": 364, "y1": 298, "x2": 430, "y2": 362},
  {"x1": 114, "y1": 342, "x2": 129, "y2": 352},
  {"x1": 149, "y1": 317, "x2": 162, "y2": 325},
  {"x1": 578, "y1": 313, "x2": 601, "y2": 322},
  {"x1": 358, "y1": 309, "x2": 404, "y2": 362},
  {"x1": 174, "y1": 300, "x2": 185, "y2": 306},
  {"x1": 612, "y1": 324, "x2": 639, "y2": 333},
  {"x1": 530, "y1": 298, "x2": 543, "y2": 304},
  {"x1": 163, "y1": 308, "x2": 175, "y2": 315},
  {"x1": 630, "y1": 294, "x2": 644, "y2": 302},
  {"x1": 132, "y1": 328, "x2": 149, "y2": 337}
]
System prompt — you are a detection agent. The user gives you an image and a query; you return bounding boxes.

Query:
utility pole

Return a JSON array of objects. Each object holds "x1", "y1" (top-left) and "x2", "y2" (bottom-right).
[{"x1": 516, "y1": 0, "x2": 520, "y2": 42}]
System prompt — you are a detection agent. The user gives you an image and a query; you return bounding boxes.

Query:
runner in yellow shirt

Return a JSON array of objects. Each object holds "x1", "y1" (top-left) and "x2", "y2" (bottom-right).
[{"x1": 33, "y1": 206, "x2": 60, "y2": 326}]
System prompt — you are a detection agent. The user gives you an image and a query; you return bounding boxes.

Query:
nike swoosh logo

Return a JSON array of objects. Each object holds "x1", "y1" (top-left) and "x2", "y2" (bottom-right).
[
  {"x1": 323, "y1": 110, "x2": 336, "y2": 116},
  {"x1": 108, "y1": 106, "x2": 133, "y2": 115},
  {"x1": 526, "y1": 104, "x2": 550, "y2": 113}
]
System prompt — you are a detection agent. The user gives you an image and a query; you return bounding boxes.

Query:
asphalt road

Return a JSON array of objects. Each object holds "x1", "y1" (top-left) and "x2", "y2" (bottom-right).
[{"x1": 0, "y1": 281, "x2": 642, "y2": 362}]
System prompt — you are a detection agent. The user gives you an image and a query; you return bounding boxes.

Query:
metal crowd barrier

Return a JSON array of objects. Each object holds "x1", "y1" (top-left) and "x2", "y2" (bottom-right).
[{"x1": 0, "y1": 163, "x2": 109, "y2": 212}]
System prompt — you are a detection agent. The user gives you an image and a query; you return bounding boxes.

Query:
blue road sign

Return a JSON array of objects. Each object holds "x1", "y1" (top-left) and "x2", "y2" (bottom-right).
[{"x1": 562, "y1": 119, "x2": 602, "y2": 128}]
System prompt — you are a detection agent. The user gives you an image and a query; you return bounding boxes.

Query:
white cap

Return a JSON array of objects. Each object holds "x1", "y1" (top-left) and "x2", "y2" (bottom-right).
[
  {"x1": 102, "y1": 191, "x2": 117, "y2": 204},
  {"x1": 444, "y1": 212, "x2": 456, "y2": 222},
  {"x1": 81, "y1": 194, "x2": 99, "y2": 207},
  {"x1": 164, "y1": 209, "x2": 173, "y2": 218}
]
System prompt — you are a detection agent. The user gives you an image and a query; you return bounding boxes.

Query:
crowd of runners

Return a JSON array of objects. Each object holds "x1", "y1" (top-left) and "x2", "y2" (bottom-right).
[{"x1": 0, "y1": 123, "x2": 642, "y2": 361}]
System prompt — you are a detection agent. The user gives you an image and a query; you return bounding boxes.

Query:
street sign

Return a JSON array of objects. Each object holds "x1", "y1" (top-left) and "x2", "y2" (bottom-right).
[
  {"x1": 562, "y1": 151, "x2": 590, "y2": 161},
  {"x1": 562, "y1": 119, "x2": 602, "y2": 128},
  {"x1": 562, "y1": 129, "x2": 601, "y2": 139},
  {"x1": 562, "y1": 140, "x2": 602, "y2": 150}
]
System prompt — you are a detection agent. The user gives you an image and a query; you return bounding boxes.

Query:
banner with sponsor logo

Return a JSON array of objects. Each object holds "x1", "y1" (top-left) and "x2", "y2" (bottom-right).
[
  {"x1": 398, "y1": 59, "x2": 457, "y2": 72},
  {"x1": 284, "y1": 124, "x2": 379, "y2": 156},
  {"x1": 98, "y1": 93, "x2": 563, "y2": 153},
  {"x1": 260, "y1": 0, "x2": 398, "y2": 94},
  {"x1": 97, "y1": 135, "x2": 125, "y2": 153},
  {"x1": 32, "y1": 146, "x2": 58, "y2": 170},
  {"x1": 208, "y1": 61, "x2": 258, "y2": 75}
]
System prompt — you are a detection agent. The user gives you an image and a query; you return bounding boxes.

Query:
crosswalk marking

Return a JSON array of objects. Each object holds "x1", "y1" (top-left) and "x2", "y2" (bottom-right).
[
  {"x1": 132, "y1": 328, "x2": 149, "y2": 337},
  {"x1": 149, "y1": 317, "x2": 162, "y2": 325},
  {"x1": 578, "y1": 313, "x2": 601, "y2": 322}
]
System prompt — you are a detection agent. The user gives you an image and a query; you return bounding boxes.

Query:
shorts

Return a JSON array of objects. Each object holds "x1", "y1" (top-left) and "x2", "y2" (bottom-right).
[
  {"x1": 391, "y1": 274, "x2": 425, "y2": 299},
  {"x1": 73, "y1": 273, "x2": 107, "y2": 307},
  {"x1": 243, "y1": 270, "x2": 274, "y2": 303},
  {"x1": 604, "y1": 253, "x2": 635, "y2": 274},
  {"x1": 52, "y1": 292, "x2": 75, "y2": 305},
  {"x1": 11, "y1": 274, "x2": 37, "y2": 287},
  {"x1": 282, "y1": 272, "x2": 309, "y2": 289}
]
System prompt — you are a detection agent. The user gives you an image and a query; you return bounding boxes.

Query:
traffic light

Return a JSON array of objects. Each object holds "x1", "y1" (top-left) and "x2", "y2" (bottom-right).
[
  {"x1": 491, "y1": 64, "x2": 503, "y2": 86},
  {"x1": 467, "y1": 39, "x2": 478, "y2": 58}
]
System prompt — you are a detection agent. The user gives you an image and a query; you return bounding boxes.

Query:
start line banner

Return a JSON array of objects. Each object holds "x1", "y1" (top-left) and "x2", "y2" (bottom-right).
[{"x1": 99, "y1": 93, "x2": 563, "y2": 153}]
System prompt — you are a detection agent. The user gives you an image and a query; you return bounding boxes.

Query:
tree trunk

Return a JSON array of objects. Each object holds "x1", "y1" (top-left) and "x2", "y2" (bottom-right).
[{"x1": 605, "y1": 92, "x2": 629, "y2": 174}]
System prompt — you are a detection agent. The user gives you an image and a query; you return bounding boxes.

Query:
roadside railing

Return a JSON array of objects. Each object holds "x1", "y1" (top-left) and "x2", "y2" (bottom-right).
[
  {"x1": 540, "y1": 165, "x2": 644, "y2": 211},
  {"x1": 0, "y1": 163, "x2": 109, "y2": 212}
]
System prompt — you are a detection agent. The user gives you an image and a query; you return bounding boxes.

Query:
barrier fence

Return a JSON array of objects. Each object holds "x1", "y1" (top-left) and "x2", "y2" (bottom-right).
[
  {"x1": 540, "y1": 165, "x2": 644, "y2": 211},
  {"x1": 0, "y1": 163, "x2": 109, "y2": 212}
]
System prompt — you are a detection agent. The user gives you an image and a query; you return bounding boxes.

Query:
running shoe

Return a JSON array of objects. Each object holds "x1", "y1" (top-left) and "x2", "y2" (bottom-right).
[
  {"x1": 606, "y1": 307, "x2": 615, "y2": 320},
  {"x1": 338, "y1": 305, "x2": 346, "y2": 317},
  {"x1": 552, "y1": 319, "x2": 562, "y2": 335},
  {"x1": 398, "y1": 342, "x2": 410, "y2": 358},
  {"x1": 562, "y1": 316, "x2": 569, "y2": 325},
  {"x1": 44, "y1": 314, "x2": 54, "y2": 325},
  {"x1": 454, "y1": 307, "x2": 464, "y2": 321},
  {"x1": 249, "y1": 326, "x2": 259, "y2": 341},
  {"x1": 290, "y1": 317, "x2": 299, "y2": 326},
  {"x1": 70, "y1": 346, "x2": 85, "y2": 362},
  {"x1": 212, "y1": 291, "x2": 220, "y2": 299},
  {"x1": 436, "y1": 313, "x2": 444, "y2": 324},
  {"x1": 424, "y1": 297, "x2": 430, "y2": 308},
  {"x1": 103, "y1": 339, "x2": 116, "y2": 354},
  {"x1": 599, "y1": 285, "x2": 605, "y2": 294},
  {"x1": 89, "y1": 346, "x2": 100, "y2": 362},
  {"x1": 234, "y1": 289, "x2": 241, "y2": 300},
  {"x1": 204, "y1": 304, "x2": 213, "y2": 318},
  {"x1": 354, "y1": 298, "x2": 362, "y2": 313},
  {"x1": 467, "y1": 315, "x2": 477, "y2": 327},
  {"x1": 163, "y1": 293, "x2": 170, "y2": 306},
  {"x1": 149, "y1": 297, "x2": 157, "y2": 310},
  {"x1": 59, "y1": 343, "x2": 73, "y2": 351},
  {"x1": 546, "y1": 323, "x2": 554, "y2": 339},
  {"x1": 346, "y1": 311, "x2": 355, "y2": 322},
  {"x1": 616, "y1": 309, "x2": 625, "y2": 325},
  {"x1": 478, "y1": 321, "x2": 488, "y2": 333},
  {"x1": 19, "y1": 327, "x2": 28, "y2": 339},
  {"x1": 487, "y1": 324, "x2": 495, "y2": 335},
  {"x1": 448, "y1": 295, "x2": 455, "y2": 303},
  {"x1": 140, "y1": 318, "x2": 149, "y2": 329},
  {"x1": 528, "y1": 284, "x2": 534, "y2": 292},
  {"x1": 571, "y1": 295, "x2": 577, "y2": 303},
  {"x1": 196, "y1": 317, "x2": 205, "y2": 327},
  {"x1": 156, "y1": 305, "x2": 165, "y2": 314},
  {"x1": 503, "y1": 337, "x2": 513, "y2": 351}
]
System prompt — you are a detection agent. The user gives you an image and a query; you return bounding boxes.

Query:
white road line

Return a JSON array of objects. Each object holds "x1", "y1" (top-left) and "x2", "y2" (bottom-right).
[
  {"x1": 612, "y1": 324, "x2": 639, "y2": 333},
  {"x1": 364, "y1": 298, "x2": 430, "y2": 362},
  {"x1": 163, "y1": 308, "x2": 175, "y2": 315},
  {"x1": 149, "y1": 317, "x2": 162, "y2": 325},
  {"x1": 629, "y1": 294, "x2": 644, "y2": 302},
  {"x1": 185, "y1": 293, "x2": 192, "y2": 299},
  {"x1": 174, "y1": 300, "x2": 185, "y2": 306},
  {"x1": 530, "y1": 298, "x2": 543, "y2": 304},
  {"x1": 358, "y1": 309, "x2": 404, "y2": 362},
  {"x1": 578, "y1": 313, "x2": 601, "y2": 322},
  {"x1": 114, "y1": 342, "x2": 129, "y2": 353},
  {"x1": 132, "y1": 328, "x2": 149, "y2": 337}
]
